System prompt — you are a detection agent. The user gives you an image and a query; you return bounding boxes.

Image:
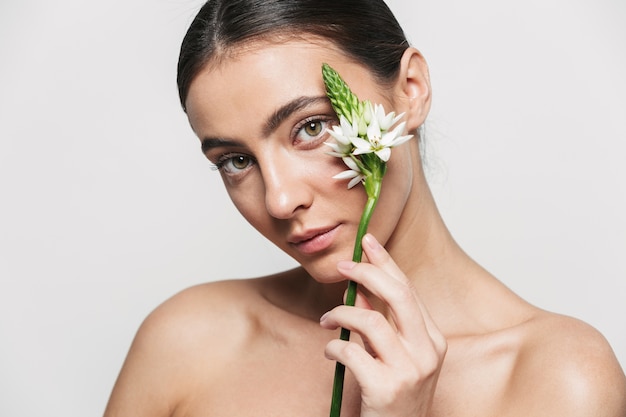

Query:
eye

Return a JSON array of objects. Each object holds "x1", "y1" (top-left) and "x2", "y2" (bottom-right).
[
  {"x1": 294, "y1": 118, "x2": 331, "y2": 145},
  {"x1": 304, "y1": 121, "x2": 323, "y2": 136},
  {"x1": 214, "y1": 153, "x2": 255, "y2": 175},
  {"x1": 231, "y1": 155, "x2": 251, "y2": 170}
]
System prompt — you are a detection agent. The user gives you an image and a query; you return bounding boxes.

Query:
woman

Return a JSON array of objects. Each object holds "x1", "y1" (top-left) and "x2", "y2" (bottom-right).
[{"x1": 104, "y1": 0, "x2": 626, "y2": 415}]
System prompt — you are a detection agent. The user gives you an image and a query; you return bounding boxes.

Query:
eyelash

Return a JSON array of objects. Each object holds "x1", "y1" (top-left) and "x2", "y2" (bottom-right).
[
  {"x1": 211, "y1": 153, "x2": 256, "y2": 174},
  {"x1": 292, "y1": 116, "x2": 334, "y2": 147},
  {"x1": 210, "y1": 115, "x2": 335, "y2": 176}
]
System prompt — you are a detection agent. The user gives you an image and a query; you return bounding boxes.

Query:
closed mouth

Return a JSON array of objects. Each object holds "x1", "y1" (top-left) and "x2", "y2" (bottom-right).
[{"x1": 288, "y1": 225, "x2": 340, "y2": 255}]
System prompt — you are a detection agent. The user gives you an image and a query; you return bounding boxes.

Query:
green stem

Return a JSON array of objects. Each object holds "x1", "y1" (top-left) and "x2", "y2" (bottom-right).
[{"x1": 329, "y1": 176, "x2": 382, "y2": 417}]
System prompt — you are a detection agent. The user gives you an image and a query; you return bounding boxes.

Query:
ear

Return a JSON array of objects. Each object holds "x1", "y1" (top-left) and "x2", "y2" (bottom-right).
[{"x1": 394, "y1": 47, "x2": 432, "y2": 131}]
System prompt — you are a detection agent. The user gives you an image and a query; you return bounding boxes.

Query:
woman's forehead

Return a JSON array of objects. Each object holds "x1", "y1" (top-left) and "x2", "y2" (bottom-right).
[
  {"x1": 188, "y1": 37, "x2": 380, "y2": 106},
  {"x1": 184, "y1": 38, "x2": 393, "y2": 139},
  {"x1": 206, "y1": 35, "x2": 345, "y2": 70},
  {"x1": 185, "y1": 41, "x2": 338, "y2": 132}
]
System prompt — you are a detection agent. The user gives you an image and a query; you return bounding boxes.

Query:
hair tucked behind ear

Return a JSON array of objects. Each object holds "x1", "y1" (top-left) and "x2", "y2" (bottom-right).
[{"x1": 177, "y1": 0, "x2": 410, "y2": 111}]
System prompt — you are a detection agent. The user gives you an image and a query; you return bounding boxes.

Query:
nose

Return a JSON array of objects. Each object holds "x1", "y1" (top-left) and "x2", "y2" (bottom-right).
[{"x1": 261, "y1": 154, "x2": 312, "y2": 219}]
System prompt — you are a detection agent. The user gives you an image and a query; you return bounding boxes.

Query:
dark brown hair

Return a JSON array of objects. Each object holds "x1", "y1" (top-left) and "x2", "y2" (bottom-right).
[{"x1": 176, "y1": 0, "x2": 410, "y2": 111}]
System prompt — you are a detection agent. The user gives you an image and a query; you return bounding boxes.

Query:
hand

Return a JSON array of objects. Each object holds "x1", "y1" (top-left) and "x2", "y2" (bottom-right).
[{"x1": 320, "y1": 234, "x2": 447, "y2": 417}]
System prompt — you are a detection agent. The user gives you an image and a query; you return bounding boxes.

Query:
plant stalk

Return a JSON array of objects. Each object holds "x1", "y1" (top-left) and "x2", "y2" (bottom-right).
[{"x1": 329, "y1": 173, "x2": 382, "y2": 417}]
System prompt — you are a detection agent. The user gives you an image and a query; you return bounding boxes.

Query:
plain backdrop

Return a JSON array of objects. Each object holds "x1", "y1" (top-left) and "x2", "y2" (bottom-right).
[{"x1": 0, "y1": 0, "x2": 624, "y2": 415}]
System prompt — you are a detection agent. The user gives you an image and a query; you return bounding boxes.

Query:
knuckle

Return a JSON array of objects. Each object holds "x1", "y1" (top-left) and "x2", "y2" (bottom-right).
[
  {"x1": 400, "y1": 360, "x2": 425, "y2": 385},
  {"x1": 435, "y1": 334, "x2": 448, "y2": 357},
  {"x1": 365, "y1": 310, "x2": 388, "y2": 331},
  {"x1": 393, "y1": 283, "x2": 415, "y2": 304},
  {"x1": 418, "y1": 348, "x2": 442, "y2": 377},
  {"x1": 420, "y1": 360, "x2": 439, "y2": 378},
  {"x1": 324, "y1": 339, "x2": 341, "y2": 357},
  {"x1": 340, "y1": 341, "x2": 363, "y2": 360},
  {"x1": 427, "y1": 327, "x2": 448, "y2": 359}
]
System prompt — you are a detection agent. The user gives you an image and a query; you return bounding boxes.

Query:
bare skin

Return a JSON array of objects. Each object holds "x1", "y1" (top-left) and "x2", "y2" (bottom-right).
[{"x1": 104, "y1": 39, "x2": 626, "y2": 416}]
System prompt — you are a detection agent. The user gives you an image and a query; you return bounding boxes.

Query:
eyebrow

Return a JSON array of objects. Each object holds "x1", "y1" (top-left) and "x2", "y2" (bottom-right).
[
  {"x1": 263, "y1": 95, "x2": 330, "y2": 137},
  {"x1": 200, "y1": 95, "x2": 331, "y2": 153},
  {"x1": 201, "y1": 137, "x2": 244, "y2": 154}
]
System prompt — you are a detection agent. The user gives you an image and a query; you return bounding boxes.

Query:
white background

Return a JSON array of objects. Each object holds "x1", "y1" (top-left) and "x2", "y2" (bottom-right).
[{"x1": 0, "y1": 0, "x2": 624, "y2": 415}]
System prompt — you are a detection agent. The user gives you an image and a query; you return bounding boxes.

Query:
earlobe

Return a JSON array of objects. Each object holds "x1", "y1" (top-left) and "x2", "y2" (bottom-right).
[{"x1": 397, "y1": 47, "x2": 432, "y2": 131}]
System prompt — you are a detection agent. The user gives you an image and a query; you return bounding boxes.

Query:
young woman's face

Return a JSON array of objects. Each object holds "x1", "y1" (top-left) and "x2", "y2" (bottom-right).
[{"x1": 185, "y1": 39, "x2": 416, "y2": 283}]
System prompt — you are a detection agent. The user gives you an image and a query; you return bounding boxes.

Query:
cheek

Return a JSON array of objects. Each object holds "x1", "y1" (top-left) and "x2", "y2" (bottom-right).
[
  {"x1": 224, "y1": 179, "x2": 268, "y2": 230},
  {"x1": 369, "y1": 147, "x2": 414, "y2": 235},
  {"x1": 386, "y1": 141, "x2": 415, "y2": 190}
]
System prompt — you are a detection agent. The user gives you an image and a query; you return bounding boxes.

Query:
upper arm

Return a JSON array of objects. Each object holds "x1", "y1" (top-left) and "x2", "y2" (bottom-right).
[
  {"x1": 103, "y1": 282, "x2": 247, "y2": 417},
  {"x1": 103, "y1": 302, "x2": 188, "y2": 417}
]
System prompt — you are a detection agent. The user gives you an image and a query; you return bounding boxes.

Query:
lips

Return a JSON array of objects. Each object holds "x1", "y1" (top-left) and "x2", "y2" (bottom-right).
[{"x1": 288, "y1": 225, "x2": 340, "y2": 255}]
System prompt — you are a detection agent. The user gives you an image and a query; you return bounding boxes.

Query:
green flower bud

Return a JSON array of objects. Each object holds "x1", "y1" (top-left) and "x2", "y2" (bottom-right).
[{"x1": 322, "y1": 63, "x2": 361, "y2": 123}]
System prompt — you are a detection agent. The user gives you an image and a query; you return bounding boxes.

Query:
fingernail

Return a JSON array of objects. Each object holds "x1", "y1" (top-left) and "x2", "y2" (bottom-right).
[
  {"x1": 363, "y1": 233, "x2": 381, "y2": 251},
  {"x1": 337, "y1": 260, "x2": 357, "y2": 271},
  {"x1": 320, "y1": 311, "x2": 329, "y2": 322}
]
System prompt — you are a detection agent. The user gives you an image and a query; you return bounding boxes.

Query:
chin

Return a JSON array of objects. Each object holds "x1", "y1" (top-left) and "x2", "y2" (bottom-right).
[{"x1": 295, "y1": 251, "x2": 350, "y2": 285}]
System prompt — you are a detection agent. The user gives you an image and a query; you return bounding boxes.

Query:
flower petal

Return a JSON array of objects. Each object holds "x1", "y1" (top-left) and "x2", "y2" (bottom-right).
[
  {"x1": 342, "y1": 156, "x2": 360, "y2": 171},
  {"x1": 366, "y1": 115, "x2": 381, "y2": 140},
  {"x1": 375, "y1": 147, "x2": 391, "y2": 162},
  {"x1": 391, "y1": 112, "x2": 405, "y2": 127},
  {"x1": 380, "y1": 121, "x2": 407, "y2": 146},
  {"x1": 328, "y1": 128, "x2": 351, "y2": 146},
  {"x1": 324, "y1": 142, "x2": 342, "y2": 152},
  {"x1": 351, "y1": 137, "x2": 374, "y2": 153},
  {"x1": 333, "y1": 169, "x2": 360, "y2": 180},
  {"x1": 389, "y1": 134, "x2": 413, "y2": 148},
  {"x1": 380, "y1": 112, "x2": 395, "y2": 131},
  {"x1": 374, "y1": 104, "x2": 387, "y2": 122},
  {"x1": 338, "y1": 115, "x2": 352, "y2": 132},
  {"x1": 347, "y1": 175, "x2": 365, "y2": 189}
]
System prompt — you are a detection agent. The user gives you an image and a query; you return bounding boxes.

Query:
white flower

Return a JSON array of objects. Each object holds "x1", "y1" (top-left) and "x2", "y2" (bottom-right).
[
  {"x1": 351, "y1": 116, "x2": 413, "y2": 162},
  {"x1": 325, "y1": 100, "x2": 413, "y2": 188},
  {"x1": 371, "y1": 103, "x2": 403, "y2": 131},
  {"x1": 332, "y1": 157, "x2": 365, "y2": 189},
  {"x1": 325, "y1": 116, "x2": 358, "y2": 157}
]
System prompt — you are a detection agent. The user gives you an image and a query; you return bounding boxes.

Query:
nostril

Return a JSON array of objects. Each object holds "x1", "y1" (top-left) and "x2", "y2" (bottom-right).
[
  {"x1": 261, "y1": 154, "x2": 313, "y2": 219},
  {"x1": 264, "y1": 178, "x2": 312, "y2": 220},
  {"x1": 266, "y1": 189, "x2": 292, "y2": 219}
]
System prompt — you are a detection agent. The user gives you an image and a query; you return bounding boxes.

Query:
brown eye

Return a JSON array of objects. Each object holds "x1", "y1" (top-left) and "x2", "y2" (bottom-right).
[
  {"x1": 304, "y1": 121, "x2": 323, "y2": 136},
  {"x1": 296, "y1": 119, "x2": 329, "y2": 145},
  {"x1": 214, "y1": 154, "x2": 255, "y2": 175},
  {"x1": 232, "y1": 155, "x2": 251, "y2": 170}
]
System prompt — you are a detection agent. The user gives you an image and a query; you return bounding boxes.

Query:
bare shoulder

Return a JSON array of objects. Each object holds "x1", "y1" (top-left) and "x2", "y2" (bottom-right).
[
  {"x1": 143, "y1": 277, "x2": 264, "y2": 344},
  {"x1": 136, "y1": 278, "x2": 262, "y2": 358},
  {"x1": 103, "y1": 274, "x2": 286, "y2": 417},
  {"x1": 503, "y1": 311, "x2": 626, "y2": 417}
]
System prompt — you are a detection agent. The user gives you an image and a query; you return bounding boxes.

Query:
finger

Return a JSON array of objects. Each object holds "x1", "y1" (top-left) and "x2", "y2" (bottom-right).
[
  {"x1": 338, "y1": 236, "x2": 447, "y2": 356},
  {"x1": 362, "y1": 233, "x2": 443, "y2": 340},
  {"x1": 351, "y1": 285, "x2": 435, "y2": 357},
  {"x1": 320, "y1": 305, "x2": 407, "y2": 363},
  {"x1": 324, "y1": 338, "x2": 382, "y2": 389},
  {"x1": 336, "y1": 260, "x2": 434, "y2": 349},
  {"x1": 341, "y1": 290, "x2": 378, "y2": 357},
  {"x1": 348, "y1": 234, "x2": 431, "y2": 317},
  {"x1": 362, "y1": 233, "x2": 407, "y2": 284},
  {"x1": 412, "y1": 297, "x2": 447, "y2": 356}
]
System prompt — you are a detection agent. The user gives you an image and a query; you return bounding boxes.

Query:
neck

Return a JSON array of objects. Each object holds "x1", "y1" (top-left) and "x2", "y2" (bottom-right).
[
  {"x1": 379, "y1": 151, "x2": 493, "y2": 332},
  {"x1": 386, "y1": 159, "x2": 464, "y2": 279},
  {"x1": 298, "y1": 145, "x2": 531, "y2": 337}
]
